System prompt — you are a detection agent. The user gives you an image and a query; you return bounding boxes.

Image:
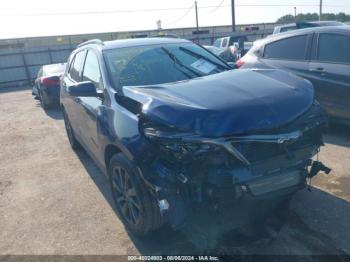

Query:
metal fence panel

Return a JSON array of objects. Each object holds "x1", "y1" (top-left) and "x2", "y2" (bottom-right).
[
  {"x1": 51, "y1": 50, "x2": 71, "y2": 63},
  {"x1": 0, "y1": 54, "x2": 23, "y2": 68},
  {"x1": 0, "y1": 67, "x2": 27, "y2": 82},
  {"x1": 24, "y1": 52, "x2": 51, "y2": 66},
  {"x1": 28, "y1": 65, "x2": 41, "y2": 79},
  {"x1": 0, "y1": 23, "x2": 276, "y2": 89}
]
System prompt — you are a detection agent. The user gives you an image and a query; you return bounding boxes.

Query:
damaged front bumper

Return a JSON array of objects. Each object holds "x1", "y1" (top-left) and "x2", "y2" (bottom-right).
[{"x1": 137, "y1": 103, "x2": 331, "y2": 228}]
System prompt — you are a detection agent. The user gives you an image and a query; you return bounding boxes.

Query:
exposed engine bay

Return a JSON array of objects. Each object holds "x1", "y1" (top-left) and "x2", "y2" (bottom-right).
[{"x1": 137, "y1": 102, "x2": 331, "y2": 228}]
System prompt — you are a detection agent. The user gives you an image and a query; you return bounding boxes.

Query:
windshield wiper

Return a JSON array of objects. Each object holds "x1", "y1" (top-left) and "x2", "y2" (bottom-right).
[
  {"x1": 179, "y1": 47, "x2": 230, "y2": 70},
  {"x1": 161, "y1": 47, "x2": 201, "y2": 78}
]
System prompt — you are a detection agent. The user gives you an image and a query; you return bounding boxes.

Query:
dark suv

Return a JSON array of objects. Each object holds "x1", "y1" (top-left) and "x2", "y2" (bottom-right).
[
  {"x1": 60, "y1": 38, "x2": 329, "y2": 236},
  {"x1": 239, "y1": 26, "x2": 350, "y2": 122}
]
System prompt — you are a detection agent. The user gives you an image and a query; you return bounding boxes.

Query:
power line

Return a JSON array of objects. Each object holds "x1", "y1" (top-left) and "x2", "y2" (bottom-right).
[
  {"x1": 207, "y1": 0, "x2": 226, "y2": 13},
  {"x1": 1, "y1": 4, "x2": 350, "y2": 17},
  {"x1": 168, "y1": 4, "x2": 194, "y2": 25}
]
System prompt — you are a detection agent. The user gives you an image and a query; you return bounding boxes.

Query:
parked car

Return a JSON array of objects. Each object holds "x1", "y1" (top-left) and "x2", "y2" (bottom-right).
[
  {"x1": 239, "y1": 26, "x2": 350, "y2": 122},
  {"x1": 213, "y1": 35, "x2": 248, "y2": 49},
  {"x1": 273, "y1": 21, "x2": 345, "y2": 34},
  {"x1": 240, "y1": 41, "x2": 253, "y2": 57},
  {"x1": 203, "y1": 45, "x2": 235, "y2": 65},
  {"x1": 33, "y1": 63, "x2": 66, "y2": 109},
  {"x1": 213, "y1": 35, "x2": 249, "y2": 62},
  {"x1": 203, "y1": 45, "x2": 224, "y2": 56},
  {"x1": 60, "y1": 38, "x2": 329, "y2": 236}
]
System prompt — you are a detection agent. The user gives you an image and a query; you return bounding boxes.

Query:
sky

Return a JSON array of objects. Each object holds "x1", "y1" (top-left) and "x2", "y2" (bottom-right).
[{"x1": 0, "y1": 0, "x2": 350, "y2": 39}]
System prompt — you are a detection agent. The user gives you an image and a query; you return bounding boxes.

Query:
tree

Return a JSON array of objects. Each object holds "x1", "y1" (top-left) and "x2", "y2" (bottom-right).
[
  {"x1": 277, "y1": 14, "x2": 296, "y2": 23},
  {"x1": 277, "y1": 12, "x2": 350, "y2": 23},
  {"x1": 336, "y1": 12, "x2": 350, "y2": 22}
]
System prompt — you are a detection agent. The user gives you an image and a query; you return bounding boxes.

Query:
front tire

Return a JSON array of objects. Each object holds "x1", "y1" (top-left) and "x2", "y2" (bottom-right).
[{"x1": 108, "y1": 153, "x2": 163, "y2": 236}]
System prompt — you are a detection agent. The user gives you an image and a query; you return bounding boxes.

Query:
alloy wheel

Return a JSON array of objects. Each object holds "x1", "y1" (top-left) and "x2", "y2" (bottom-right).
[{"x1": 111, "y1": 166, "x2": 141, "y2": 226}]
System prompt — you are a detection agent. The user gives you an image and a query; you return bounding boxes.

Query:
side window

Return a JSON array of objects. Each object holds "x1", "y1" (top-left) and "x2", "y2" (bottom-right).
[
  {"x1": 213, "y1": 39, "x2": 220, "y2": 48},
  {"x1": 228, "y1": 38, "x2": 235, "y2": 46},
  {"x1": 69, "y1": 51, "x2": 86, "y2": 82},
  {"x1": 317, "y1": 34, "x2": 350, "y2": 64},
  {"x1": 82, "y1": 51, "x2": 103, "y2": 90},
  {"x1": 264, "y1": 35, "x2": 308, "y2": 60},
  {"x1": 221, "y1": 38, "x2": 228, "y2": 48}
]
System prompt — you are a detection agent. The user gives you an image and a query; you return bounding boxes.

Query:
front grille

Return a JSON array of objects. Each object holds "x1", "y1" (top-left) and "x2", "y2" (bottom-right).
[
  {"x1": 247, "y1": 170, "x2": 302, "y2": 196},
  {"x1": 232, "y1": 127, "x2": 321, "y2": 164}
]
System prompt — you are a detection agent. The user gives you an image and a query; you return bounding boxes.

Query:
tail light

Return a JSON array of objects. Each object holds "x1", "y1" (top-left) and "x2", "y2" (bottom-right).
[
  {"x1": 41, "y1": 76, "x2": 60, "y2": 86},
  {"x1": 236, "y1": 59, "x2": 245, "y2": 69}
]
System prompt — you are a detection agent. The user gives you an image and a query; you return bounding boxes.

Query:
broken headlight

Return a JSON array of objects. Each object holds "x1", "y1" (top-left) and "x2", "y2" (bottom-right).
[{"x1": 142, "y1": 126, "x2": 219, "y2": 155}]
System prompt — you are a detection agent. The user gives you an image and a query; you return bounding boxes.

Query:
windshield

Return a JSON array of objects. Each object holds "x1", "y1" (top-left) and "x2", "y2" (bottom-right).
[{"x1": 103, "y1": 42, "x2": 230, "y2": 89}]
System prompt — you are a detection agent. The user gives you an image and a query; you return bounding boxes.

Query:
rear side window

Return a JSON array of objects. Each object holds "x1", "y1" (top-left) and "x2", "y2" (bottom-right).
[
  {"x1": 69, "y1": 51, "x2": 86, "y2": 82},
  {"x1": 264, "y1": 35, "x2": 308, "y2": 60},
  {"x1": 317, "y1": 34, "x2": 350, "y2": 64}
]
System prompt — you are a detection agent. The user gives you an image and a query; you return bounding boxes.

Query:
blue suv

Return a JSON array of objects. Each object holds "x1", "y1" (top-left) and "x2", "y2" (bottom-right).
[{"x1": 60, "y1": 38, "x2": 329, "y2": 236}]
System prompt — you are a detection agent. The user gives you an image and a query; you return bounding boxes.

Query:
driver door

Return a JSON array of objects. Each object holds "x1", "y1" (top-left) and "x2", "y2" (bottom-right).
[{"x1": 78, "y1": 49, "x2": 105, "y2": 162}]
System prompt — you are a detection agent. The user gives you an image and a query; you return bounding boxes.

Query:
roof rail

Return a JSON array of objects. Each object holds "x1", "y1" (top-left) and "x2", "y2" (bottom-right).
[{"x1": 77, "y1": 39, "x2": 104, "y2": 48}]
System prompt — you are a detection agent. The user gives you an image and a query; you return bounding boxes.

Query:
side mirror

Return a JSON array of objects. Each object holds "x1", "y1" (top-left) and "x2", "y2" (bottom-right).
[{"x1": 67, "y1": 81, "x2": 98, "y2": 97}]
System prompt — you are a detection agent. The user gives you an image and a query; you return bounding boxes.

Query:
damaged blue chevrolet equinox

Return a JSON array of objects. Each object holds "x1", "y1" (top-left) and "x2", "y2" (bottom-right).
[{"x1": 60, "y1": 38, "x2": 330, "y2": 236}]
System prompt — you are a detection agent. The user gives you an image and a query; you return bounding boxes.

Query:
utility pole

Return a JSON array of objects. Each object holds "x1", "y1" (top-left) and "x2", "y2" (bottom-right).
[
  {"x1": 195, "y1": 1, "x2": 199, "y2": 42},
  {"x1": 294, "y1": 7, "x2": 297, "y2": 20},
  {"x1": 231, "y1": 0, "x2": 236, "y2": 32},
  {"x1": 319, "y1": 0, "x2": 323, "y2": 21}
]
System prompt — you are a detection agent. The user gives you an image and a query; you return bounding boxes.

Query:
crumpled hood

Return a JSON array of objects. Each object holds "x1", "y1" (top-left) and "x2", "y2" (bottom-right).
[{"x1": 122, "y1": 69, "x2": 314, "y2": 137}]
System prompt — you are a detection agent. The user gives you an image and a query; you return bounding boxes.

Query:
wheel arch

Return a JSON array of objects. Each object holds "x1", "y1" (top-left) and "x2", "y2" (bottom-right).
[{"x1": 104, "y1": 144, "x2": 122, "y2": 170}]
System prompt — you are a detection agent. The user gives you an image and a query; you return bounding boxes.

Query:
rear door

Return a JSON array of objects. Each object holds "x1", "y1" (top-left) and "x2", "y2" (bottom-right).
[
  {"x1": 260, "y1": 34, "x2": 312, "y2": 78},
  {"x1": 309, "y1": 33, "x2": 350, "y2": 120}
]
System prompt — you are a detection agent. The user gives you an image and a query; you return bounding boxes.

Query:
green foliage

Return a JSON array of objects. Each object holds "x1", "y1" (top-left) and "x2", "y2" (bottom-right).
[{"x1": 277, "y1": 12, "x2": 350, "y2": 23}]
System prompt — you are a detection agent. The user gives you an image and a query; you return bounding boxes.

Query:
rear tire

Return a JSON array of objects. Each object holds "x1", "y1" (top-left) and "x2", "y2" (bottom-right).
[
  {"x1": 39, "y1": 90, "x2": 51, "y2": 110},
  {"x1": 63, "y1": 109, "x2": 81, "y2": 150},
  {"x1": 108, "y1": 153, "x2": 163, "y2": 236}
]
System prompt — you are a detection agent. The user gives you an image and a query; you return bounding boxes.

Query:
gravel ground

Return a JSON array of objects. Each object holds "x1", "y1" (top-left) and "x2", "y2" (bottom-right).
[{"x1": 1, "y1": 89, "x2": 350, "y2": 256}]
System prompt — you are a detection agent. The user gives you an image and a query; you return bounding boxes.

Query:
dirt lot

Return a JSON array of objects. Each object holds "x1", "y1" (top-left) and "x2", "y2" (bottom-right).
[{"x1": 1, "y1": 89, "x2": 350, "y2": 256}]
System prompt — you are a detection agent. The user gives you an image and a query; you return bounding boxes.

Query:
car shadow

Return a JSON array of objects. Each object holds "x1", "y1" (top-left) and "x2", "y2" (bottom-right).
[
  {"x1": 34, "y1": 102, "x2": 63, "y2": 120},
  {"x1": 44, "y1": 108, "x2": 63, "y2": 120},
  {"x1": 73, "y1": 147, "x2": 350, "y2": 255},
  {"x1": 325, "y1": 122, "x2": 350, "y2": 148}
]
